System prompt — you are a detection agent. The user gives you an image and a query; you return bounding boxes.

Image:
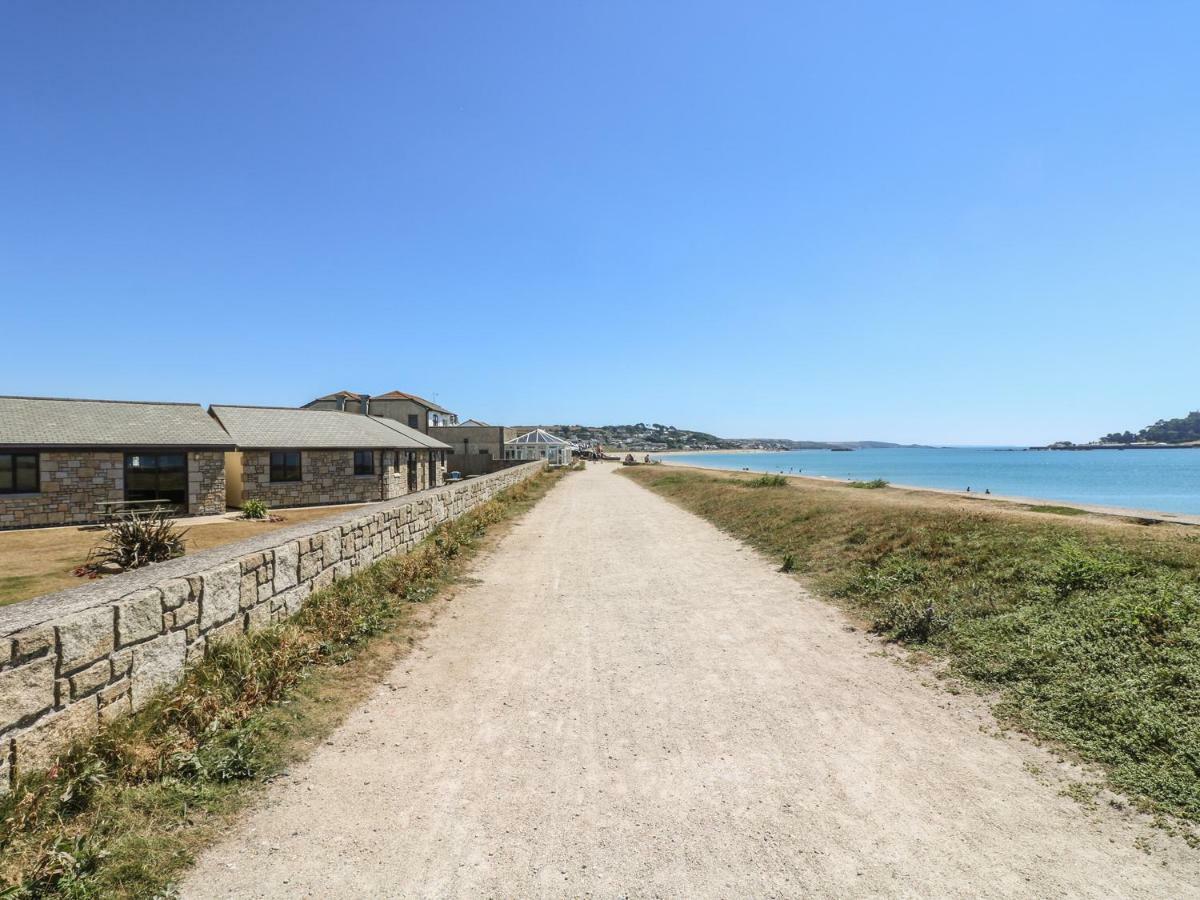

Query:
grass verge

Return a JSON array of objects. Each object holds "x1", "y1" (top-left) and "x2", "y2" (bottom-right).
[
  {"x1": 0, "y1": 468, "x2": 564, "y2": 898},
  {"x1": 621, "y1": 466, "x2": 1200, "y2": 827}
]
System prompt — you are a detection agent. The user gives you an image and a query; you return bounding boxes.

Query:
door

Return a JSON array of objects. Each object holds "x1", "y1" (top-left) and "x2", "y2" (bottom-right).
[
  {"x1": 407, "y1": 454, "x2": 418, "y2": 491},
  {"x1": 125, "y1": 452, "x2": 188, "y2": 511}
]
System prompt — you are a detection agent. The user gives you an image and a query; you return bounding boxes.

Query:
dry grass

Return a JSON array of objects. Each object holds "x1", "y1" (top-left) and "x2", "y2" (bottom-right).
[
  {"x1": 623, "y1": 465, "x2": 1200, "y2": 827},
  {"x1": 0, "y1": 469, "x2": 565, "y2": 898},
  {"x1": 0, "y1": 505, "x2": 369, "y2": 607}
]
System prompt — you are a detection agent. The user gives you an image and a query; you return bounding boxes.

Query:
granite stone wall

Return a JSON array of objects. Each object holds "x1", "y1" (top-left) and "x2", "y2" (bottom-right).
[
  {"x1": 188, "y1": 451, "x2": 227, "y2": 516},
  {"x1": 0, "y1": 461, "x2": 544, "y2": 790},
  {"x1": 239, "y1": 449, "x2": 386, "y2": 508},
  {"x1": 0, "y1": 451, "x2": 227, "y2": 529}
]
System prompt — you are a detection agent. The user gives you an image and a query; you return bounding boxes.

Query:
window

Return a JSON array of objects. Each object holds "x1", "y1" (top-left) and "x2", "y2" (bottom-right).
[
  {"x1": 0, "y1": 453, "x2": 39, "y2": 494},
  {"x1": 407, "y1": 414, "x2": 419, "y2": 428},
  {"x1": 124, "y1": 453, "x2": 187, "y2": 508},
  {"x1": 354, "y1": 450, "x2": 374, "y2": 475},
  {"x1": 270, "y1": 451, "x2": 302, "y2": 482}
]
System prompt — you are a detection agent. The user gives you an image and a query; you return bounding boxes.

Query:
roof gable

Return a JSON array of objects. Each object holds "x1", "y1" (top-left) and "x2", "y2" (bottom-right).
[{"x1": 373, "y1": 391, "x2": 454, "y2": 414}]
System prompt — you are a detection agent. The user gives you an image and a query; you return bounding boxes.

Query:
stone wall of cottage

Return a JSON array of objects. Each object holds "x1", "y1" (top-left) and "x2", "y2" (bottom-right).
[
  {"x1": 0, "y1": 461, "x2": 545, "y2": 789},
  {"x1": 188, "y1": 452, "x2": 227, "y2": 516},
  {"x1": 240, "y1": 450, "x2": 387, "y2": 508},
  {"x1": 0, "y1": 451, "x2": 227, "y2": 530},
  {"x1": 0, "y1": 452, "x2": 124, "y2": 529}
]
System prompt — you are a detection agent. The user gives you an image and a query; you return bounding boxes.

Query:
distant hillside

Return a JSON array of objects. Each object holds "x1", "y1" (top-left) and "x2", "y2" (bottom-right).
[
  {"x1": 1099, "y1": 410, "x2": 1200, "y2": 445},
  {"x1": 729, "y1": 438, "x2": 913, "y2": 450},
  {"x1": 541, "y1": 423, "x2": 911, "y2": 452},
  {"x1": 545, "y1": 423, "x2": 735, "y2": 450}
]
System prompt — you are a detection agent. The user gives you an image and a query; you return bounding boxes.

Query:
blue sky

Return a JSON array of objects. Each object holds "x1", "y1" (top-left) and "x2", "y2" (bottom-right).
[{"x1": 2, "y1": 2, "x2": 1197, "y2": 444}]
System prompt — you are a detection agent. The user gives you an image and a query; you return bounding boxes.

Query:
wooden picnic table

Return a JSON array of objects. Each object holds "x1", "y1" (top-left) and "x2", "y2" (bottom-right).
[{"x1": 95, "y1": 498, "x2": 176, "y2": 523}]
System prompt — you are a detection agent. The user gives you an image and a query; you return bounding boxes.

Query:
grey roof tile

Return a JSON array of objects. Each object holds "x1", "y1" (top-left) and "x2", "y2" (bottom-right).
[
  {"x1": 210, "y1": 405, "x2": 448, "y2": 450},
  {"x1": 0, "y1": 396, "x2": 234, "y2": 449},
  {"x1": 370, "y1": 416, "x2": 451, "y2": 450}
]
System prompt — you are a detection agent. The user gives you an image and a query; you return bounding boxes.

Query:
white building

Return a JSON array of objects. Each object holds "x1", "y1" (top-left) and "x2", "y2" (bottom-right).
[{"x1": 503, "y1": 429, "x2": 573, "y2": 468}]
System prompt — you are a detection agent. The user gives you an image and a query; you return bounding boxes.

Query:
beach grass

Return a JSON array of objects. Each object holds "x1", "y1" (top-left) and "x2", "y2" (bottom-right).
[
  {"x1": 0, "y1": 469, "x2": 565, "y2": 899},
  {"x1": 622, "y1": 466, "x2": 1200, "y2": 828}
]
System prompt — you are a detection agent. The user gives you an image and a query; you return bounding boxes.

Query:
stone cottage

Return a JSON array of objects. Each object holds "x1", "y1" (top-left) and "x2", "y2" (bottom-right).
[
  {"x1": 0, "y1": 396, "x2": 233, "y2": 529},
  {"x1": 209, "y1": 405, "x2": 451, "y2": 509}
]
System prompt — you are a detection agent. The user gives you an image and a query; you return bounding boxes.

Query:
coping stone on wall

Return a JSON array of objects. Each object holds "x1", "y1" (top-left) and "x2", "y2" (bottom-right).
[{"x1": 0, "y1": 463, "x2": 544, "y2": 638}]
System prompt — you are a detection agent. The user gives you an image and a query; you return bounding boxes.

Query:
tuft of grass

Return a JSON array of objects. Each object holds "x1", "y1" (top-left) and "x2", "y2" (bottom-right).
[
  {"x1": 1026, "y1": 504, "x2": 1087, "y2": 516},
  {"x1": 0, "y1": 468, "x2": 565, "y2": 899},
  {"x1": 622, "y1": 465, "x2": 1200, "y2": 826},
  {"x1": 746, "y1": 474, "x2": 788, "y2": 488},
  {"x1": 847, "y1": 478, "x2": 889, "y2": 489}
]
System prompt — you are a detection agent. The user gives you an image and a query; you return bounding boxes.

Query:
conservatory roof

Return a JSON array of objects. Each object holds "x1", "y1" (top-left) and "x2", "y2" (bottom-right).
[{"x1": 506, "y1": 428, "x2": 571, "y2": 446}]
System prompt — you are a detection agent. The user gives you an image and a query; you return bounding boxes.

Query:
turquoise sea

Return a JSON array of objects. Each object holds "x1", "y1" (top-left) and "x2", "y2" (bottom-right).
[{"x1": 656, "y1": 447, "x2": 1200, "y2": 517}]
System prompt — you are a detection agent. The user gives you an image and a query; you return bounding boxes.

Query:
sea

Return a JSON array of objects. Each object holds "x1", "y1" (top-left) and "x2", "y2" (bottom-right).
[{"x1": 654, "y1": 447, "x2": 1200, "y2": 517}]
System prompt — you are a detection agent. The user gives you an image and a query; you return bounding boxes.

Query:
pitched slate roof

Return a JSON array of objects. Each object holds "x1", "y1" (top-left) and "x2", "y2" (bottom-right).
[
  {"x1": 373, "y1": 391, "x2": 455, "y2": 415},
  {"x1": 210, "y1": 405, "x2": 448, "y2": 450},
  {"x1": 370, "y1": 417, "x2": 451, "y2": 450},
  {"x1": 0, "y1": 396, "x2": 235, "y2": 450}
]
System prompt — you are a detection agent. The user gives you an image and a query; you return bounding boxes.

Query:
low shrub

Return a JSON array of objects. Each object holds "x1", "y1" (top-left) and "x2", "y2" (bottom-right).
[
  {"x1": 747, "y1": 474, "x2": 788, "y2": 488},
  {"x1": 848, "y1": 478, "x2": 889, "y2": 489},
  {"x1": 872, "y1": 596, "x2": 950, "y2": 642},
  {"x1": 81, "y1": 510, "x2": 188, "y2": 573},
  {"x1": 241, "y1": 499, "x2": 269, "y2": 520}
]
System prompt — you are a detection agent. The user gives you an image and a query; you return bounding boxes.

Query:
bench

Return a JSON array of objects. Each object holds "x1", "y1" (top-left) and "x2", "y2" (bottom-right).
[{"x1": 95, "y1": 499, "x2": 176, "y2": 523}]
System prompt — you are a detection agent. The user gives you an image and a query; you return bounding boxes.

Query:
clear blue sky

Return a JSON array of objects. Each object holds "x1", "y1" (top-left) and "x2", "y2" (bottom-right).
[{"x1": 2, "y1": 2, "x2": 1197, "y2": 444}]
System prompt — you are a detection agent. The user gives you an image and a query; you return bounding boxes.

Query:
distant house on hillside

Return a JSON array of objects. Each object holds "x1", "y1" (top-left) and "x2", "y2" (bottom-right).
[
  {"x1": 0, "y1": 395, "x2": 232, "y2": 529},
  {"x1": 210, "y1": 405, "x2": 449, "y2": 509},
  {"x1": 303, "y1": 390, "x2": 458, "y2": 432}
]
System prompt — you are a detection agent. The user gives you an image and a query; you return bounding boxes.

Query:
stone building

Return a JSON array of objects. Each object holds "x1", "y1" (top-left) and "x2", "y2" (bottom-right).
[
  {"x1": 210, "y1": 405, "x2": 451, "y2": 510},
  {"x1": 429, "y1": 423, "x2": 511, "y2": 477},
  {"x1": 0, "y1": 396, "x2": 233, "y2": 529},
  {"x1": 302, "y1": 390, "x2": 458, "y2": 433}
]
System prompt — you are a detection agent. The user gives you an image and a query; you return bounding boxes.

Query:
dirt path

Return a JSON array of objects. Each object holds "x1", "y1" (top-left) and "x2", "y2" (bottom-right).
[{"x1": 182, "y1": 464, "x2": 1199, "y2": 898}]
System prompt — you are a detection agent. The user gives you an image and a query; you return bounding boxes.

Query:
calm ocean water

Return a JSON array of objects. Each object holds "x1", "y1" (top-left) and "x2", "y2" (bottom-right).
[{"x1": 656, "y1": 447, "x2": 1200, "y2": 517}]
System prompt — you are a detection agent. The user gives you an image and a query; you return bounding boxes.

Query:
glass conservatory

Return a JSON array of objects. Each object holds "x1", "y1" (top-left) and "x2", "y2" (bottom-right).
[{"x1": 503, "y1": 429, "x2": 573, "y2": 467}]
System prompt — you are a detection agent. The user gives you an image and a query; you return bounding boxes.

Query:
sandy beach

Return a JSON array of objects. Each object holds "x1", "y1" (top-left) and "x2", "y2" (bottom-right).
[{"x1": 656, "y1": 458, "x2": 1200, "y2": 527}]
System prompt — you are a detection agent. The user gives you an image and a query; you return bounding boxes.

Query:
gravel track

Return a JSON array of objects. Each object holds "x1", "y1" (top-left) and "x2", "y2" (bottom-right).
[{"x1": 183, "y1": 463, "x2": 1200, "y2": 898}]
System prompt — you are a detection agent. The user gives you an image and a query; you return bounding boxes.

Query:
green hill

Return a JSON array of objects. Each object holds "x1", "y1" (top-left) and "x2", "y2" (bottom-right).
[{"x1": 1100, "y1": 410, "x2": 1200, "y2": 445}]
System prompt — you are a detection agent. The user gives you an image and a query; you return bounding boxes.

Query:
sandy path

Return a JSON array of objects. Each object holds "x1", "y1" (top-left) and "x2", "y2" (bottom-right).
[{"x1": 182, "y1": 464, "x2": 1199, "y2": 898}]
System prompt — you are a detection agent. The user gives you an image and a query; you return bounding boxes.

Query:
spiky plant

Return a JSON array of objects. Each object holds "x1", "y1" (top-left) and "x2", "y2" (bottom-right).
[{"x1": 84, "y1": 510, "x2": 188, "y2": 573}]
